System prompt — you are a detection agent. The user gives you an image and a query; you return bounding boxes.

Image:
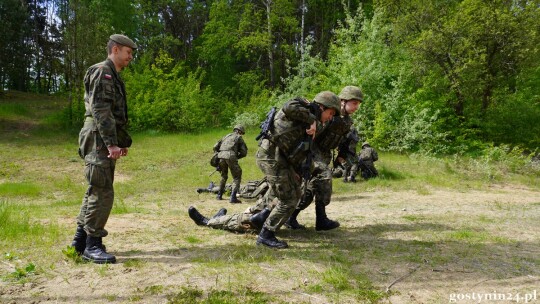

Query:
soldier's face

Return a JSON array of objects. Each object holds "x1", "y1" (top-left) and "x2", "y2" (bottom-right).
[
  {"x1": 321, "y1": 108, "x2": 336, "y2": 123},
  {"x1": 343, "y1": 100, "x2": 361, "y2": 115},
  {"x1": 114, "y1": 45, "x2": 134, "y2": 69}
]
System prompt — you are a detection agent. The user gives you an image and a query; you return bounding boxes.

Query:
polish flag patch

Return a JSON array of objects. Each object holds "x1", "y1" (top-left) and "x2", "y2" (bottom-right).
[{"x1": 104, "y1": 74, "x2": 112, "y2": 79}]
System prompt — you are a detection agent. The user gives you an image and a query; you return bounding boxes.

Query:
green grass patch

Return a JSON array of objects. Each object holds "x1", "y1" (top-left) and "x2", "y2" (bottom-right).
[
  {"x1": 0, "y1": 201, "x2": 58, "y2": 240},
  {"x1": 0, "y1": 103, "x2": 30, "y2": 118},
  {"x1": 166, "y1": 285, "x2": 272, "y2": 304},
  {"x1": 0, "y1": 182, "x2": 41, "y2": 197}
]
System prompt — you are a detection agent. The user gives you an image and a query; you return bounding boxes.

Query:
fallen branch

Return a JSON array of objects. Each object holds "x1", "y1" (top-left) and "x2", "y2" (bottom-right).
[{"x1": 386, "y1": 265, "x2": 421, "y2": 293}]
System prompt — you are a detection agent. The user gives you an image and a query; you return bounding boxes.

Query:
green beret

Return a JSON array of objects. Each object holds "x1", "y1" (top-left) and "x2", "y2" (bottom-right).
[{"x1": 109, "y1": 34, "x2": 137, "y2": 50}]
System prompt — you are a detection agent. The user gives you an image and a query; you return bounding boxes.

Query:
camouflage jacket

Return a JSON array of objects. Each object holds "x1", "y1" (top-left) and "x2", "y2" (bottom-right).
[
  {"x1": 359, "y1": 146, "x2": 378, "y2": 163},
  {"x1": 315, "y1": 113, "x2": 354, "y2": 150},
  {"x1": 268, "y1": 97, "x2": 321, "y2": 166},
  {"x1": 214, "y1": 132, "x2": 248, "y2": 161},
  {"x1": 83, "y1": 58, "x2": 130, "y2": 147}
]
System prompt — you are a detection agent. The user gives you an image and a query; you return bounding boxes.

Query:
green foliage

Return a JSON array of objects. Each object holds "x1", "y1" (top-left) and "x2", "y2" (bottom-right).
[
  {"x1": 7, "y1": 262, "x2": 36, "y2": 281},
  {"x1": 62, "y1": 246, "x2": 84, "y2": 264},
  {"x1": 124, "y1": 52, "x2": 230, "y2": 131}
]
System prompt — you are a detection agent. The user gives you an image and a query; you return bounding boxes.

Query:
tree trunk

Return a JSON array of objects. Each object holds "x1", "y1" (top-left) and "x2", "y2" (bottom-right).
[{"x1": 263, "y1": 0, "x2": 275, "y2": 88}]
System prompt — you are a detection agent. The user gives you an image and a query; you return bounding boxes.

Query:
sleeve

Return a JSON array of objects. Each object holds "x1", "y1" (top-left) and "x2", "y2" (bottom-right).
[
  {"x1": 281, "y1": 99, "x2": 316, "y2": 125},
  {"x1": 237, "y1": 137, "x2": 248, "y2": 159},
  {"x1": 372, "y1": 149, "x2": 379, "y2": 161},
  {"x1": 88, "y1": 67, "x2": 117, "y2": 147},
  {"x1": 213, "y1": 139, "x2": 222, "y2": 152}
]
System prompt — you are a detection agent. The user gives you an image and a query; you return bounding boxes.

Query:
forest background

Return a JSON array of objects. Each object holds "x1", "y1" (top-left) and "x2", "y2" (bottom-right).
[{"x1": 1, "y1": 0, "x2": 539, "y2": 156}]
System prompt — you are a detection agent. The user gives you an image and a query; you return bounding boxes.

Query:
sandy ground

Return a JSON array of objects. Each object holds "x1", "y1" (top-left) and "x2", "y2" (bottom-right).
[{"x1": 1, "y1": 185, "x2": 539, "y2": 304}]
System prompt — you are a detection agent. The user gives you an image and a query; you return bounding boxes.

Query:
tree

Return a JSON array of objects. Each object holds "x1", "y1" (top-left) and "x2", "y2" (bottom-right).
[{"x1": 0, "y1": 0, "x2": 30, "y2": 92}]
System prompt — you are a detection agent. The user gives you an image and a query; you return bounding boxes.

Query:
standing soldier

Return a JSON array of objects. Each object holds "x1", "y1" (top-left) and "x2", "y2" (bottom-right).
[
  {"x1": 286, "y1": 86, "x2": 363, "y2": 231},
  {"x1": 214, "y1": 125, "x2": 248, "y2": 203},
  {"x1": 255, "y1": 91, "x2": 341, "y2": 248},
  {"x1": 69, "y1": 34, "x2": 137, "y2": 264}
]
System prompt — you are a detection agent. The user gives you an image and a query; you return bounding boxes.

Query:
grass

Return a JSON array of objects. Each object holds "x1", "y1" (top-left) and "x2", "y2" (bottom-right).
[{"x1": 1, "y1": 91, "x2": 539, "y2": 303}]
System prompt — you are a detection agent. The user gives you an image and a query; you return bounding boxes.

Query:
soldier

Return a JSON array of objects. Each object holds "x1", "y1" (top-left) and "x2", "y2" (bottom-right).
[
  {"x1": 213, "y1": 125, "x2": 248, "y2": 203},
  {"x1": 187, "y1": 195, "x2": 277, "y2": 233},
  {"x1": 69, "y1": 34, "x2": 137, "y2": 264},
  {"x1": 358, "y1": 142, "x2": 379, "y2": 179},
  {"x1": 286, "y1": 86, "x2": 363, "y2": 231},
  {"x1": 255, "y1": 91, "x2": 341, "y2": 248}
]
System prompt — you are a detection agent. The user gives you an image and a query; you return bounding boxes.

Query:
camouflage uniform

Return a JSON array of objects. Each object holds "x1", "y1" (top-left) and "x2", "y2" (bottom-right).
[
  {"x1": 76, "y1": 58, "x2": 131, "y2": 238},
  {"x1": 256, "y1": 97, "x2": 321, "y2": 232},
  {"x1": 188, "y1": 195, "x2": 277, "y2": 233},
  {"x1": 297, "y1": 115, "x2": 353, "y2": 211},
  {"x1": 337, "y1": 126, "x2": 360, "y2": 182},
  {"x1": 359, "y1": 143, "x2": 379, "y2": 179},
  {"x1": 214, "y1": 128, "x2": 248, "y2": 200},
  {"x1": 287, "y1": 86, "x2": 363, "y2": 231}
]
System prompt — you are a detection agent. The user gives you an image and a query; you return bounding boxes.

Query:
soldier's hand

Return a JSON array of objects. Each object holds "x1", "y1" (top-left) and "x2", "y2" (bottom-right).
[
  {"x1": 306, "y1": 121, "x2": 316, "y2": 139},
  {"x1": 107, "y1": 145, "x2": 122, "y2": 159}
]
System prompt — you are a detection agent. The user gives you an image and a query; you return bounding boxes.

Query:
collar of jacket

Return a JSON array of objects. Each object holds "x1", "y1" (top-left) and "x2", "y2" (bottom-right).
[{"x1": 104, "y1": 58, "x2": 120, "y2": 80}]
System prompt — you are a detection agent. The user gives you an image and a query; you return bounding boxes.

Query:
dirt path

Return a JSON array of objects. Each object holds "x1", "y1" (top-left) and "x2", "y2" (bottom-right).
[{"x1": 1, "y1": 186, "x2": 539, "y2": 303}]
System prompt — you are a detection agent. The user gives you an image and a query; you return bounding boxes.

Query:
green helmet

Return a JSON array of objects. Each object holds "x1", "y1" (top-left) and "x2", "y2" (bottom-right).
[
  {"x1": 362, "y1": 142, "x2": 370, "y2": 148},
  {"x1": 234, "y1": 124, "x2": 245, "y2": 134},
  {"x1": 313, "y1": 91, "x2": 341, "y2": 113},
  {"x1": 339, "y1": 86, "x2": 364, "y2": 102}
]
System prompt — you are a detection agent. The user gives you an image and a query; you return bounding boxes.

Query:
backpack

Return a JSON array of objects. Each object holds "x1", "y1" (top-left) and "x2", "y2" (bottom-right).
[
  {"x1": 238, "y1": 178, "x2": 269, "y2": 199},
  {"x1": 210, "y1": 152, "x2": 219, "y2": 167}
]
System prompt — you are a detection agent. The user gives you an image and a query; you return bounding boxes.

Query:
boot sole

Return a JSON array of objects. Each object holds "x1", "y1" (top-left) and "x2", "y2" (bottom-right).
[
  {"x1": 256, "y1": 239, "x2": 289, "y2": 249},
  {"x1": 82, "y1": 255, "x2": 116, "y2": 264},
  {"x1": 284, "y1": 223, "x2": 306, "y2": 230},
  {"x1": 315, "y1": 226, "x2": 339, "y2": 231}
]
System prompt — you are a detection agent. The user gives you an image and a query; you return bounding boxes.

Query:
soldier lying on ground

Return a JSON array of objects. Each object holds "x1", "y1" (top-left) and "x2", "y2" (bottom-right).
[{"x1": 187, "y1": 195, "x2": 277, "y2": 233}]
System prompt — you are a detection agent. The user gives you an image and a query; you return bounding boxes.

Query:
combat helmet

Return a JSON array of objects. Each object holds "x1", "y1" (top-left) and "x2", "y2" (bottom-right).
[
  {"x1": 313, "y1": 91, "x2": 341, "y2": 114},
  {"x1": 234, "y1": 124, "x2": 245, "y2": 134},
  {"x1": 339, "y1": 86, "x2": 364, "y2": 102},
  {"x1": 362, "y1": 142, "x2": 370, "y2": 148}
]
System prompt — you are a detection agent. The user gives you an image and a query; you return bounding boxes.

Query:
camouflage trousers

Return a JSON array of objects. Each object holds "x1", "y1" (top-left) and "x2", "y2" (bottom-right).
[
  {"x1": 207, "y1": 212, "x2": 254, "y2": 232},
  {"x1": 207, "y1": 196, "x2": 275, "y2": 233},
  {"x1": 218, "y1": 159, "x2": 242, "y2": 193},
  {"x1": 297, "y1": 162, "x2": 333, "y2": 210},
  {"x1": 76, "y1": 122, "x2": 116, "y2": 238},
  {"x1": 256, "y1": 139, "x2": 302, "y2": 232}
]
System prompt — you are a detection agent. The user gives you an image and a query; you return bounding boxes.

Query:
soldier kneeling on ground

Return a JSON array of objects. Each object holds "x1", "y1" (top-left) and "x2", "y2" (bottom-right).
[{"x1": 358, "y1": 142, "x2": 378, "y2": 179}]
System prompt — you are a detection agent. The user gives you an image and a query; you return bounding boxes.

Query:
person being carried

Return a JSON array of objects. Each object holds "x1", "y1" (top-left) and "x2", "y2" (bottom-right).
[
  {"x1": 213, "y1": 125, "x2": 248, "y2": 203},
  {"x1": 358, "y1": 142, "x2": 379, "y2": 179},
  {"x1": 69, "y1": 34, "x2": 137, "y2": 264}
]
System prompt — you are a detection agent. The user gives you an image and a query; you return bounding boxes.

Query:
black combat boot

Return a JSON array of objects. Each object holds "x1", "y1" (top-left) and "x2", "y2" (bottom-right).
[
  {"x1": 315, "y1": 204, "x2": 340, "y2": 231},
  {"x1": 216, "y1": 191, "x2": 223, "y2": 200},
  {"x1": 212, "y1": 208, "x2": 227, "y2": 218},
  {"x1": 284, "y1": 209, "x2": 306, "y2": 230},
  {"x1": 82, "y1": 236, "x2": 116, "y2": 264},
  {"x1": 249, "y1": 208, "x2": 271, "y2": 230},
  {"x1": 229, "y1": 190, "x2": 242, "y2": 204},
  {"x1": 349, "y1": 175, "x2": 356, "y2": 183},
  {"x1": 188, "y1": 206, "x2": 209, "y2": 225},
  {"x1": 70, "y1": 225, "x2": 87, "y2": 255},
  {"x1": 256, "y1": 227, "x2": 288, "y2": 249}
]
